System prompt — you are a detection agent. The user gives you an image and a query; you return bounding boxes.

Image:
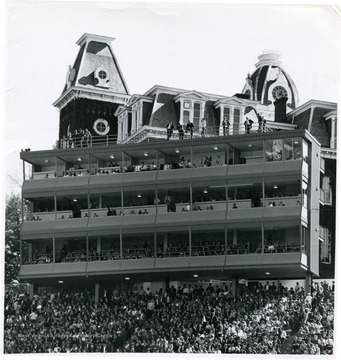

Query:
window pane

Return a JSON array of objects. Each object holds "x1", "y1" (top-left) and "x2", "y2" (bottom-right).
[
  {"x1": 191, "y1": 226, "x2": 225, "y2": 256},
  {"x1": 122, "y1": 231, "x2": 155, "y2": 259},
  {"x1": 264, "y1": 223, "x2": 301, "y2": 253},
  {"x1": 264, "y1": 139, "x2": 283, "y2": 162},
  {"x1": 183, "y1": 110, "x2": 190, "y2": 123},
  {"x1": 233, "y1": 109, "x2": 240, "y2": 134},
  {"x1": 193, "y1": 103, "x2": 201, "y2": 128},
  {"x1": 156, "y1": 227, "x2": 189, "y2": 257}
]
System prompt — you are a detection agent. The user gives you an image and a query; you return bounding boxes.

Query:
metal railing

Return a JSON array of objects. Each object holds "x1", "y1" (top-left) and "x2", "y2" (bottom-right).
[{"x1": 56, "y1": 123, "x2": 274, "y2": 149}]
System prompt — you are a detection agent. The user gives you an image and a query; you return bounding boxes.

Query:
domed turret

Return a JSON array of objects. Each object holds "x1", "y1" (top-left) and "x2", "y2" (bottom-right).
[{"x1": 242, "y1": 51, "x2": 299, "y2": 121}]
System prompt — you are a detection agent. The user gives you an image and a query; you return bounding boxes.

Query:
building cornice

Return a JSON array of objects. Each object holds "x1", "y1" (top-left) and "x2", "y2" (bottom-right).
[
  {"x1": 76, "y1": 33, "x2": 116, "y2": 47},
  {"x1": 321, "y1": 148, "x2": 337, "y2": 160},
  {"x1": 324, "y1": 110, "x2": 337, "y2": 120},
  {"x1": 53, "y1": 86, "x2": 131, "y2": 109}
]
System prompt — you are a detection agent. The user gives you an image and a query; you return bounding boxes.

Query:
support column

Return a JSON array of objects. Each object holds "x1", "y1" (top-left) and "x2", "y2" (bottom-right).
[
  {"x1": 164, "y1": 234, "x2": 168, "y2": 257},
  {"x1": 96, "y1": 236, "x2": 101, "y2": 254},
  {"x1": 229, "y1": 106, "x2": 234, "y2": 135},
  {"x1": 95, "y1": 283, "x2": 100, "y2": 304},
  {"x1": 179, "y1": 99, "x2": 184, "y2": 125},
  {"x1": 231, "y1": 276, "x2": 239, "y2": 297},
  {"x1": 330, "y1": 116, "x2": 336, "y2": 149},
  {"x1": 305, "y1": 272, "x2": 313, "y2": 294},
  {"x1": 219, "y1": 106, "x2": 224, "y2": 136},
  {"x1": 233, "y1": 230, "x2": 237, "y2": 245},
  {"x1": 29, "y1": 284, "x2": 38, "y2": 299},
  {"x1": 190, "y1": 100, "x2": 194, "y2": 124},
  {"x1": 201, "y1": 101, "x2": 205, "y2": 120}
]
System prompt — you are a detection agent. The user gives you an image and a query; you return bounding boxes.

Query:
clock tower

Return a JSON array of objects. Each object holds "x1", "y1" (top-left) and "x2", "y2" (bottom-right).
[
  {"x1": 241, "y1": 51, "x2": 299, "y2": 122},
  {"x1": 53, "y1": 33, "x2": 130, "y2": 141}
]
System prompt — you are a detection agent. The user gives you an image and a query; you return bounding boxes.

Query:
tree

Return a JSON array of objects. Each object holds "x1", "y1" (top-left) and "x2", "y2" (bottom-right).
[{"x1": 5, "y1": 194, "x2": 23, "y2": 284}]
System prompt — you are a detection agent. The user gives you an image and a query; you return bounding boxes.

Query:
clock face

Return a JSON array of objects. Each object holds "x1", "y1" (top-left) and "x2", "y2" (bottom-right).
[{"x1": 272, "y1": 86, "x2": 288, "y2": 100}]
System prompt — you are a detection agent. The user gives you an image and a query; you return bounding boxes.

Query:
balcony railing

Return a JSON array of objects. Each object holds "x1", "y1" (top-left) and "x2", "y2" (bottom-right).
[
  {"x1": 56, "y1": 123, "x2": 274, "y2": 149},
  {"x1": 22, "y1": 242, "x2": 303, "y2": 265},
  {"x1": 25, "y1": 195, "x2": 302, "y2": 222}
]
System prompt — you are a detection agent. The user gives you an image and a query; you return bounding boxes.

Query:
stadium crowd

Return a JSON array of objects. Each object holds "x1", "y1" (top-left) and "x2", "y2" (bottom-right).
[{"x1": 4, "y1": 280, "x2": 334, "y2": 354}]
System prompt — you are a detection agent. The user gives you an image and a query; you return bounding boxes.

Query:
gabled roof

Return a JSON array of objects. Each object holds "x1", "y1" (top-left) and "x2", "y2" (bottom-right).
[
  {"x1": 214, "y1": 96, "x2": 259, "y2": 108},
  {"x1": 287, "y1": 99, "x2": 337, "y2": 119},
  {"x1": 127, "y1": 94, "x2": 154, "y2": 107},
  {"x1": 174, "y1": 90, "x2": 207, "y2": 102}
]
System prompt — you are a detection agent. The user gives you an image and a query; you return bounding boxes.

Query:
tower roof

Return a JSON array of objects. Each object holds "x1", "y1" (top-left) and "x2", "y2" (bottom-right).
[
  {"x1": 54, "y1": 33, "x2": 130, "y2": 108},
  {"x1": 242, "y1": 51, "x2": 299, "y2": 114}
]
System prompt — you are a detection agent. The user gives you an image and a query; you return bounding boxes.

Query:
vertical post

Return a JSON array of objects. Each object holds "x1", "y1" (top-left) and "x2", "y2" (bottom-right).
[
  {"x1": 233, "y1": 230, "x2": 237, "y2": 245},
  {"x1": 231, "y1": 276, "x2": 238, "y2": 297},
  {"x1": 53, "y1": 233, "x2": 56, "y2": 263},
  {"x1": 219, "y1": 106, "x2": 224, "y2": 136},
  {"x1": 179, "y1": 99, "x2": 184, "y2": 125},
  {"x1": 97, "y1": 236, "x2": 101, "y2": 256},
  {"x1": 164, "y1": 234, "x2": 168, "y2": 257},
  {"x1": 188, "y1": 224, "x2": 191, "y2": 257},
  {"x1": 229, "y1": 107, "x2": 234, "y2": 135},
  {"x1": 190, "y1": 100, "x2": 194, "y2": 124},
  {"x1": 95, "y1": 283, "x2": 100, "y2": 304},
  {"x1": 86, "y1": 233, "x2": 89, "y2": 262},
  {"x1": 305, "y1": 273, "x2": 313, "y2": 294},
  {"x1": 119, "y1": 229, "x2": 122, "y2": 260},
  {"x1": 330, "y1": 116, "x2": 336, "y2": 149},
  {"x1": 22, "y1": 159, "x2": 25, "y2": 181},
  {"x1": 261, "y1": 221, "x2": 265, "y2": 254}
]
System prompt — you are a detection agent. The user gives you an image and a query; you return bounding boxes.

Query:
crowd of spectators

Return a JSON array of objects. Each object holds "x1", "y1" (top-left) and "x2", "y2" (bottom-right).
[
  {"x1": 60, "y1": 129, "x2": 92, "y2": 149},
  {"x1": 4, "y1": 280, "x2": 334, "y2": 354}
]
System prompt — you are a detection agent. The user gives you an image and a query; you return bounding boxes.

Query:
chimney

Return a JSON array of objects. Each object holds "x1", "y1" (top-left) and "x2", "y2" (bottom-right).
[{"x1": 274, "y1": 97, "x2": 288, "y2": 123}]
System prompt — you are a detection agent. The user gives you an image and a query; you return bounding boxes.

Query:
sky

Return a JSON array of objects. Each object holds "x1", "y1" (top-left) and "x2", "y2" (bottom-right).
[{"x1": 3, "y1": 1, "x2": 341, "y2": 195}]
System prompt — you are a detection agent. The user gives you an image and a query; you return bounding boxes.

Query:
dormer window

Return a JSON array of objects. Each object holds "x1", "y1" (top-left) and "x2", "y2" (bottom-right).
[
  {"x1": 174, "y1": 92, "x2": 207, "y2": 128},
  {"x1": 178, "y1": 99, "x2": 205, "y2": 128},
  {"x1": 323, "y1": 112, "x2": 337, "y2": 150},
  {"x1": 94, "y1": 67, "x2": 110, "y2": 88},
  {"x1": 98, "y1": 70, "x2": 107, "y2": 79}
]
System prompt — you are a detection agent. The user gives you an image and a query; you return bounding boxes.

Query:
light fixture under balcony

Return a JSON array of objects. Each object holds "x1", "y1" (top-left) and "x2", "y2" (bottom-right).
[
  {"x1": 273, "y1": 184, "x2": 278, "y2": 189},
  {"x1": 213, "y1": 146, "x2": 219, "y2": 151},
  {"x1": 73, "y1": 197, "x2": 78, "y2": 202},
  {"x1": 125, "y1": 277, "x2": 130, "y2": 281},
  {"x1": 193, "y1": 274, "x2": 199, "y2": 278},
  {"x1": 110, "y1": 154, "x2": 115, "y2": 159},
  {"x1": 203, "y1": 189, "x2": 208, "y2": 194},
  {"x1": 137, "y1": 193, "x2": 142, "y2": 198},
  {"x1": 77, "y1": 157, "x2": 82, "y2": 162},
  {"x1": 265, "y1": 272, "x2": 271, "y2": 276},
  {"x1": 58, "y1": 280, "x2": 64, "y2": 284},
  {"x1": 44, "y1": 159, "x2": 50, "y2": 163},
  {"x1": 175, "y1": 149, "x2": 180, "y2": 153},
  {"x1": 144, "y1": 152, "x2": 149, "y2": 157},
  {"x1": 248, "y1": 144, "x2": 253, "y2": 148}
]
